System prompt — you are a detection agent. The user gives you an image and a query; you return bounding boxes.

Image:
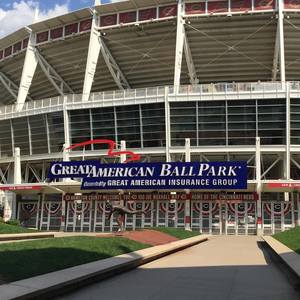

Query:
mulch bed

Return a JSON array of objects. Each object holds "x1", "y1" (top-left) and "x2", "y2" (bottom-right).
[{"x1": 97, "y1": 229, "x2": 178, "y2": 246}]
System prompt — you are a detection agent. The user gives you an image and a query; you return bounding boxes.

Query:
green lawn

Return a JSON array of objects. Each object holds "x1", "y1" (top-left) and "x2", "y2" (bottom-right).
[
  {"x1": 150, "y1": 227, "x2": 200, "y2": 240},
  {"x1": 0, "y1": 236, "x2": 150, "y2": 282},
  {"x1": 273, "y1": 226, "x2": 300, "y2": 254},
  {"x1": 0, "y1": 222, "x2": 37, "y2": 234}
]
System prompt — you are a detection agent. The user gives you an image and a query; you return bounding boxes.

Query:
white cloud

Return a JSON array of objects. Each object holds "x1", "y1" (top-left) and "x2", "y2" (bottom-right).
[{"x1": 0, "y1": 1, "x2": 69, "y2": 38}]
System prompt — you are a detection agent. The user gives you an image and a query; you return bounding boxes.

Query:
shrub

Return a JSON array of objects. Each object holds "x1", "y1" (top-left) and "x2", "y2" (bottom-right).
[
  {"x1": 6, "y1": 219, "x2": 21, "y2": 226},
  {"x1": 0, "y1": 217, "x2": 5, "y2": 223}
]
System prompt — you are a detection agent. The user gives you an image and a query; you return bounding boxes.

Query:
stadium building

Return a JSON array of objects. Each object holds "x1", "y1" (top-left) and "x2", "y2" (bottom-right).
[{"x1": 0, "y1": 0, "x2": 300, "y2": 235}]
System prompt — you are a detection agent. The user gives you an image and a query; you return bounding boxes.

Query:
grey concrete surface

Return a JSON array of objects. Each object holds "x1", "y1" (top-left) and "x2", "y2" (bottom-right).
[{"x1": 57, "y1": 236, "x2": 300, "y2": 300}]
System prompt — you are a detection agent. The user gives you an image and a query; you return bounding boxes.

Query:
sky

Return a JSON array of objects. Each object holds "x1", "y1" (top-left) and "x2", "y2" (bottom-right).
[{"x1": 0, "y1": 0, "x2": 122, "y2": 38}]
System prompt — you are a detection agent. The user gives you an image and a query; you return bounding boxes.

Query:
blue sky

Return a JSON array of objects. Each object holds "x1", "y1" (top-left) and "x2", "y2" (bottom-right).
[
  {"x1": 0, "y1": 0, "x2": 119, "y2": 38},
  {"x1": 0, "y1": 1, "x2": 112, "y2": 12}
]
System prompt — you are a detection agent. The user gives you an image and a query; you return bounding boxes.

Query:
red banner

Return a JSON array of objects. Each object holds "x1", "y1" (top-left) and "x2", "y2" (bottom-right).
[
  {"x1": 254, "y1": 0, "x2": 275, "y2": 10},
  {"x1": 119, "y1": 11, "x2": 136, "y2": 24},
  {"x1": 208, "y1": 1, "x2": 228, "y2": 13},
  {"x1": 50, "y1": 27, "x2": 63, "y2": 39},
  {"x1": 65, "y1": 23, "x2": 78, "y2": 35},
  {"x1": 36, "y1": 31, "x2": 49, "y2": 43},
  {"x1": 13, "y1": 42, "x2": 21, "y2": 53},
  {"x1": 285, "y1": 0, "x2": 300, "y2": 9},
  {"x1": 100, "y1": 14, "x2": 117, "y2": 27},
  {"x1": 4, "y1": 46, "x2": 12, "y2": 57},
  {"x1": 231, "y1": 0, "x2": 252, "y2": 11},
  {"x1": 159, "y1": 5, "x2": 177, "y2": 18},
  {"x1": 22, "y1": 38, "x2": 29, "y2": 49},
  {"x1": 185, "y1": 2, "x2": 206, "y2": 14},
  {"x1": 0, "y1": 185, "x2": 42, "y2": 191},
  {"x1": 79, "y1": 19, "x2": 92, "y2": 32},
  {"x1": 63, "y1": 192, "x2": 258, "y2": 202},
  {"x1": 139, "y1": 8, "x2": 157, "y2": 21},
  {"x1": 268, "y1": 182, "x2": 300, "y2": 188}
]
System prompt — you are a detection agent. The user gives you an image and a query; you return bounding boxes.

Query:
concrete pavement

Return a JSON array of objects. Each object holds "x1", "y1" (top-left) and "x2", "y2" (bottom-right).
[{"x1": 57, "y1": 236, "x2": 300, "y2": 300}]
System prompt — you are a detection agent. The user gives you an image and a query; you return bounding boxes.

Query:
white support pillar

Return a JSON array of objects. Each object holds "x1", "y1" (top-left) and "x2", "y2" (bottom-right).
[
  {"x1": 256, "y1": 137, "x2": 263, "y2": 235},
  {"x1": 174, "y1": 0, "x2": 185, "y2": 94},
  {"x1": 272, "y1": 24, "x2": 280, "y2": 81},
  {"x1": 164, "y1": 86, "x2": 171, "y2": 162},
  {"x1": 14, "y1": 147, "x2": 22, "y2": 184},
  {"x1": 278, "y1": 0, "x2": 286, "y2": 83},
  {"x1": 119, "y1": 140, "x2": 126, "y2": 207},
  {"x1": 285, "y1": 82, "x2": 290, "y2": 202},
  {"x1": 185, "y1": 138, "x2": 192, "y2": 231},
  {"x1": 82, "y1": 10, "x2": 102, "y2": 101},
  {"x1": 183, "y1": 30, "x2": 198, "y2": 85},
  {"x1": 16, "y1": 30, "x2": 38, "y2": 111},
  {"x1": 63, "y1": 106, "x2": 70, "y2": 153}
]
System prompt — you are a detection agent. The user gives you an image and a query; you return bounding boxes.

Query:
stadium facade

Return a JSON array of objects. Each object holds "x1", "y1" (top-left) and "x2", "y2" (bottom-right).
[{"x1": 0, "y1": 0, "x2": 300, "y2": 235}]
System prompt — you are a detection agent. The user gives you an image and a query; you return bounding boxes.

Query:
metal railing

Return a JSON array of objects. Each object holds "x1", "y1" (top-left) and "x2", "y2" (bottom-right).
[{"x1": 0, "y1": 81, "x2": 292, "y2": 120}]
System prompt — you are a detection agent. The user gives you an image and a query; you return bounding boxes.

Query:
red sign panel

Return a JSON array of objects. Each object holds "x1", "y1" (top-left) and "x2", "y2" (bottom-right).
[
  {"x1": 22, "y1": 38, "x2": 29, "y2": 49},
  {"x1": 36, "y1": 31, "x2": 49, "y2": 43},
  {"x1": 139, "y1": 8, "x2": 157, "y2": 21},
  {"x1": 0, "y1": 185, "x2": 42, "y2": 191},
  {"x1": 254, "y1": 0, "x2": 275, "y2": 10},
  {"x1": 50, "y1": 27, "x2": 63, "y2": 39},
  {"x1": 4, "y1": 46, "x2": 12, "y2": 57},
  {"x1": 231, "y1": 0, "x2": 252, "y2": 11},
  {"x1": 79, "y1": 19, "x2": 92, "y2": 32},
  {"x1": 65, "y1": 23, "x2": 78, "y2": 35},
  {"x1": 13, "y1": 42, "x2": 21, "y2": 53},
  {"x1": 268, "y1": 182, "x2": 300, "y2": 188},
  {"x1": 208, "y1": 1, "x2": 228, "y2": 13},
  {"x1": 100, "y1": 14, "x2": 117, "y2": 27},
  {"x1": 159, "y1": 5, "x2": 177, "y2": 18},
  {"x1": 185, "y1": 2, "x2": 206, "y2": 14},
  {"x1": 119, "y1": 11, "x2": 136, "y2": 24},
  {"x1": 285, "y1": 0, "x2": 300, "y2": 9}
]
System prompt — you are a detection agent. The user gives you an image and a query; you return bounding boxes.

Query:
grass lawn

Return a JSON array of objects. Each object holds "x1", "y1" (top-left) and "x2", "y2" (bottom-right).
[
  {"x1": 273, "y1": 226, "x2": 300, "y2": 254},
  {"x1": 0, "y1": 222, "x2": 37, "y2": 234},
  {"x1": 0, "y1": 236, "x2": 150, "y2": 282},
  {"x1": 150, "y1": 227, "x2": 200, "y2": 240}
]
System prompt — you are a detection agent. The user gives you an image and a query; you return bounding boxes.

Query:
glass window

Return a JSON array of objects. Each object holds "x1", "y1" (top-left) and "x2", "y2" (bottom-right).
[
  {"x1": 29, "y1": 115, "x2": 48, "y2": 154},
  {"x1": 47, "y1": 112, "x2": 64, "y2": 153},
  {"x1": 12, "y1": 117, "x2": 30, "y2": 155},
  {"x1": 0, "y1": 120, "x2": 12, "y2": 157},
  {"x1": 291, "y1": 100, "x2": 300, "y2": 144}
]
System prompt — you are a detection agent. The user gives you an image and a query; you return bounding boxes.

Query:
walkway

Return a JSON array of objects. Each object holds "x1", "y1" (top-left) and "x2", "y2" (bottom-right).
[{"x1": 57, "y1": 236, "x2": 300, "y2": 300}]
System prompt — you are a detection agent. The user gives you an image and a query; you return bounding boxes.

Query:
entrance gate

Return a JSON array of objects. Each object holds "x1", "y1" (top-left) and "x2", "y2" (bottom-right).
[
  {"x1": 18, "y1": 202, "x2": 39, "y2": 228},
  {"x1": 125, "y1": 201, "x2": 154, "y2": 230},
  {"x1": 156, "y1": 200, "x2": 185, "y2": 228},
  {"x1": 191, "y1": 201, "x2": 221, "y2": 234},
  {"x1": 40, "y1": 202, "x2": 61, "y2": 230},
  {"x1": 262, "y1": 201, "x2": 294, "y2": 235},
  {"x1": 66, "y1": 201, "x2": 92, "y2": 232}
]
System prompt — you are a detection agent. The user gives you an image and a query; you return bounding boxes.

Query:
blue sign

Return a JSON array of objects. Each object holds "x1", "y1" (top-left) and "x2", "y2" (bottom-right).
[{"x1": 48, "y1": 161, "x2": 247, "y2": 190}]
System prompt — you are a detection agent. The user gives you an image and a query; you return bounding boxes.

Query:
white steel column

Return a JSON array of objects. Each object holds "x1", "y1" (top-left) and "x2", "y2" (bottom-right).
[
  {"x1": 285, "y1": 82, "x2": 291, "y2": 202},
  {"x1": 14, "y1": 148, "x2": 21, "y2": 184},
  {"x1": 278, "y1": 0, "x2": 286, "y2": 83},
  {"x1": 185, "y1": 138, "x2": 191, "y2": 231},
  {"x1": 256, "y1": 137, "x2": 263, "y2": 235},
  {"x1": 119, "y1": 140, "x2": 126, "y2": 207},
  {"x1": 174, "y1": 0, "x2": 185, "y2": 93},
  {"x1": 272, "y1": 24, "x2": 280, "y2": 81},
  {"x1": 63, "y1": 106, "x2": 70, "y2": 153},
  {"x1": 82, "y1": 9, "x2": 102, "y2": 101},
  {"x1": 16, "y1": 30, "x2": 38, "y2": 110},
  {"x1": 164, "y1": 86, "x2": 171, "y2": 162}
]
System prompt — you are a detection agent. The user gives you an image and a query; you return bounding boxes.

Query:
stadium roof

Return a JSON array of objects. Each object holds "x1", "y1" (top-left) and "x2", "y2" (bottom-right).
[{"x1": 0, "y1": 0, "x2": 299, "y2": 106}]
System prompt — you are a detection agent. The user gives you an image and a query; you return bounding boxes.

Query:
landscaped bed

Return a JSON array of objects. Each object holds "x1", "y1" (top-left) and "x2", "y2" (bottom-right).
[
  {"x1": 273, "y1": 226, "x2": 300, "y2": 254},
  {"x1": 150, "y1": 227, "x2": 201, "y2": 240},
  {"x1": 0, "y1": 222, "x2": 37, "y2": 234},
  {"x1": 0, "y1": 236, "x2": 150, "y2": 282}
]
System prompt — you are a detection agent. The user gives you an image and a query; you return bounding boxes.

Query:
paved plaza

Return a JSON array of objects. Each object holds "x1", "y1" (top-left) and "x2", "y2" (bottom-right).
[{"x1": 57, "y1": 236, "x2": 300, "y2": 300}]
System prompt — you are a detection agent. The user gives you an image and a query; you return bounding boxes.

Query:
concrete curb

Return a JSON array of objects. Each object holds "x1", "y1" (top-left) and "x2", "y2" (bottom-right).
[
  {"x1": 0, "y1": 233, "x2": 55, "y2": 242},
  {"x1": 0, "y1": 235, "x2": 208, "y2": 300},
  {"x1": 262, "y1": 236, "x2": 300, "y2": 280}
]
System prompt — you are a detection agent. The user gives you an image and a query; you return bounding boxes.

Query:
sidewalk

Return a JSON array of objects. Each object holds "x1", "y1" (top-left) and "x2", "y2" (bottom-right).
[{"x1": 0, "y1": 235, "x2": 208, "y2": 300}]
